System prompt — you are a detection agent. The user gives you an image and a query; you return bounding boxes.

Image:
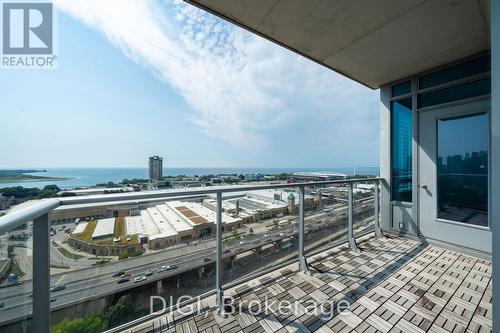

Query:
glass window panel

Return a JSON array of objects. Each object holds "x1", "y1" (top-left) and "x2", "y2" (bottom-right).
[
  {"x1": 391, "y1": 80, "x2": 411, "y2": 97},
  {"x1": 418, "y1": 78, "x2": 491, "y2": 108},
  {"x1": 391, "y1": 98, "x2": 413, "y2": 202},
  {"x1": 419, "y1": 55, "x2": 490, "y2": 89},
  {"x1": 437, "y1": 113, "x2": 488, "y2": 226}
]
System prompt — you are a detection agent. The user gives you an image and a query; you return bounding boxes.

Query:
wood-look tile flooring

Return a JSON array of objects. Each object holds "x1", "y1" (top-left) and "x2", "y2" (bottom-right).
[{"x1": 127, "y1": 235, "x2": 492, "y2": 333}]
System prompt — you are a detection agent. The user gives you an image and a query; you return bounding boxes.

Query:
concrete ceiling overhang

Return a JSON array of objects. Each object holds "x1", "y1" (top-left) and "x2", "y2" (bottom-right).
[{"x1": 185, "y1": 0, "x2": 490, "y2": 89}]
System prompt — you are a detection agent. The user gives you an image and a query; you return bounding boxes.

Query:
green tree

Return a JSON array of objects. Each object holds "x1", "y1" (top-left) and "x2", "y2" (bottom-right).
[
  {"x1": 106, "y1": 295, "x2": 131, "y2": 326},
  {"x1": 52, "y1": 313, "x2": 106, "y2": 333}
]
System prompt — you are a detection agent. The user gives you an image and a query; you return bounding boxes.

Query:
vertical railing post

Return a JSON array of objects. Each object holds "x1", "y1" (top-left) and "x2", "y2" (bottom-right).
[
  {"x1": 298, "y1": 185, "x2": 311, "y2": 274},
  {"x1": 215, "y1": 192, "x2": 226, "y2": 317},
  {"x1": 374, "y1": 180, "x2": 383, "y2": 237},
  {"x1": 32, "y1": 213, "x2": 50, "y2": 333},
  {"x1": 347, "y1": 183, "x2": 360, "y2": 252}
]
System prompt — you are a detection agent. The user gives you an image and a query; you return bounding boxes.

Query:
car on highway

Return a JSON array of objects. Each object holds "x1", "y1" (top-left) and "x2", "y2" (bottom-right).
[
  {"x1": 50, "y1": 283, "x2": 66, "y2": 292},
  {"x1": 158, "y1": 265, "x2": 177, "y2": 272},
  {"x1": 0, "y1": 302, "x2": 4, "y2": 309},
  {"x1": 144, "y1": 270, "x2": 153, "y2": 276},
  {"x1": 223, "y1": 249, "x2": 231, "y2": 254},
  {"x1": 50, "y1": 296, "x2": 57, "y2": 303},
  {"x1": 112, "y1": 271, "x2": 125, "y2": 277},
  {"x1": 117, "y1": 278, "x2": 130, "y2": 284},
  {"x1": 204, "y1": 258, "x2": 211, "y2": 262},
  {"x1": 7, "y1": 274, "x2": 20, "y2": 282},
  {"x1": 134, "y1": 276, "x2": 146, "y2": 283},
  {"x1": 120, "y1": 272, "x2": 131, "y2": 278}
]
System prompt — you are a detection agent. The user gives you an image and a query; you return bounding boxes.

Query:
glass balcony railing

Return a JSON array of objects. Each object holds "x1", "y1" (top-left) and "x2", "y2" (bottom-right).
[{"x1": 0, "y1": 178, "x2": 381, "y2": 333}]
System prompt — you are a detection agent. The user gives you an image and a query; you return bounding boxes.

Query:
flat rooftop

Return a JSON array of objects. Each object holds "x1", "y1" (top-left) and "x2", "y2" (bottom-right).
[
  {"x1": 166, "y1": 200, "x2": 241, "y2": 226},
  {"x1": 146, "y1": 206, "x2": 178, "y2": 239},
  {"x1": 125, "y1": 200, "x2": 242, "y2": 241},
  {"x1": 91, "y1": 218, "x2": 115, "y2": 239},
  {"x1": 155, "y1": 203, "x2": 193, "y2": 233},
  {"x1": 73, "y1": 222, "x2": 88, "y2": 234},
  {"x1": 125, "y1": 210, "x2": 160, "y2": 238},
  {"x1": 128, "y1": 235, "x2": 492, "y2": 333},
  {"x1": 292, "y1": 171, "x2": 348, "y2": 178},
  {"x1": 59, "y1": 187, "x2": 134, "y2": 195}
]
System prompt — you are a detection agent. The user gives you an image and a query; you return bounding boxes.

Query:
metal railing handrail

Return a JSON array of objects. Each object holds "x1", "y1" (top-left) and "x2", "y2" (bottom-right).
[
  {"x1": 0, "y1": 177, "x2": 381, "y2": 233},
  {"x1": 57, "y1": 178, "x2": 381, "y2": 206},
  {"x1": 0, "y1": 198, "x2": 60, "y2": 235}
]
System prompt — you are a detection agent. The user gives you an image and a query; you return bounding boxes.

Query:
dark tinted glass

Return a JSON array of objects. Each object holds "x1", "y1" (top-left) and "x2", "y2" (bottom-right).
[
  {"x1": 419, "y1": 55, "x2": 490, "y2": 89},
  {"x1": 418, "y1": 78, "x2": 491, "y2": 108},
  {"x1": 391, "y1": 98, "x2": 412, "y2": 202},
  {"x1": 392, "y1": 81, "x2": 411, "y2": 97},
  {"x1": 437, "y1": 113, "x2": 488, "y2": 226}
]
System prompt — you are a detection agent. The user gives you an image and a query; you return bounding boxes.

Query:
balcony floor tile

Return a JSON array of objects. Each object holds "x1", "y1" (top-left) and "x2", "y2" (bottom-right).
[{"x1": 127, "y1": 235, "x2": 492, "y2": 333}]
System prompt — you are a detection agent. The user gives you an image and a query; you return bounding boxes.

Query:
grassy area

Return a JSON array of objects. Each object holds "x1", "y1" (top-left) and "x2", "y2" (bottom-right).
[
  {"x1": 72, "y1": 220, "x2": 97, "y2": 242},
  {"x1": 92, "y1": 259, "x2": 110, "y2": 266},
  {"x1": 114, "y1": 217, "x2": 125, "y2": 238},
  {"x1": 118, "y1": 251, "x2": 142, "y2": 260},
  {"x1": 223, "y1": 231, "x2": 246, "y2": 243},
  {"x1": 57, "y1": 246, "x2": 84, "y2": 260},
  {"x1": 7, "y1": 261, "x2": 25, "y2": 277},
  {"x1": 50, "y1": 264, "x2": 70, "y2": 269}
]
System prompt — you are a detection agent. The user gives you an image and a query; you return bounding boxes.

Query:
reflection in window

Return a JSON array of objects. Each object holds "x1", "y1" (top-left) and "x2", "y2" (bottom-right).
[
  {"x1": 418, "y1": 78, "x2": 491, "y2": 108},
  {"x1": 391, "y1": 98, "x2": 412, "y2": 202},
  {"x1": 392, "y1": 80, "x2": 411, "y2": 97},
  {"x1": 437, "y1": 113, "x2": 488, "y2": 226},
  {"x1": 419, "y1": 55, "x2": 490, "y2": 90}
]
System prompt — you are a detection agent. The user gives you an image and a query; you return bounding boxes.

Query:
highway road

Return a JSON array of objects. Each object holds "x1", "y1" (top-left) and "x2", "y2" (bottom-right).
[{"x1": 0, "y1": 199, "x2": 374, "y2": 326}]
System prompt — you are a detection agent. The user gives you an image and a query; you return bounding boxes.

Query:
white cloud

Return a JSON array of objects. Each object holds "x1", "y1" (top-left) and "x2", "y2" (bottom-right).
[{"x1": 54, "y1": 0, "x2": 378, "y2": 153}]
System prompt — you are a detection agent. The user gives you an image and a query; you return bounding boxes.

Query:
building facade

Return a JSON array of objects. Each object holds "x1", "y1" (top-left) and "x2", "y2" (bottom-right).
[{"x1": 148, "y1": 155, "x2": 163, "y2": 184}]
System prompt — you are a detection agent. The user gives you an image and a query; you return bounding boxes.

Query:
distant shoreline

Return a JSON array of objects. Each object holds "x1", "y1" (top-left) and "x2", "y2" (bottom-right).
[
  {"x1": 0, "y1": 169, "x2": 71, "y2": 183},
  {"x1": 0, "y1": 167, "x2": 379, "y2": 190}
]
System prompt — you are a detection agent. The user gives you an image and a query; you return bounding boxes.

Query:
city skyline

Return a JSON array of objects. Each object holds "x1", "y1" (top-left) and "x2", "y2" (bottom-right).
[{"x1": 0, "y1": 0, "x2": 379, "y2": 168}]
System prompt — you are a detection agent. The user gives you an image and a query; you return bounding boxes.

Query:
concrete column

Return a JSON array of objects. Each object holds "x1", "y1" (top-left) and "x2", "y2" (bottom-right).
[
  {"x1": 228, "y1": 256, "x2": 235, "y2": 268},
  {"x1": 491, "y1": 1, "x2": 499, "y2": 331},
  {"x1": 197, "y1": 267, "x2": 205, "y2": 279},
  {"x1": 379, "y1": 86, "x2": 392, "y2": 232},
  {"x1": 157, "y1": 280, "x2": 163, "y2": 294}
]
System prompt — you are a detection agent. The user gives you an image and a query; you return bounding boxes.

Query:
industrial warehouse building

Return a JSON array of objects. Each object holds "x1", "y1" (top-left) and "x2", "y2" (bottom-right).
[{"x1": 69, "y1": 200, "x2": 242, "y2": 254}]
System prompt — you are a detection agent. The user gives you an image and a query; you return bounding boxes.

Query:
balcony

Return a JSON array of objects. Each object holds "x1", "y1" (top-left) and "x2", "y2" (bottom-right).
[{"x1": 119, "y1": 235, "x2": 492, "y2": 333}]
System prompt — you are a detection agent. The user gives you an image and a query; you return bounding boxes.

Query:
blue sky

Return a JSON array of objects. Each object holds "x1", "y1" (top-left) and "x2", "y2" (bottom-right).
[{"x1": 0, "y1": 0, "x2": 379, "y2": 169}]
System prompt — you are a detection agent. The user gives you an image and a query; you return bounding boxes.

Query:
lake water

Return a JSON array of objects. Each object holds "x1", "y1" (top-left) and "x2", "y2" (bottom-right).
[{"x1": 0, "y1": 167, "x2": 379, "y2": 189}]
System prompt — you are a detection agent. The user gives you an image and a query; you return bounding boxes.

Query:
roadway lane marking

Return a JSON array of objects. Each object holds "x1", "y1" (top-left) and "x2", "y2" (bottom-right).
[{"x1": 55, "y1": 274, "x2": 66, "y2": 285}]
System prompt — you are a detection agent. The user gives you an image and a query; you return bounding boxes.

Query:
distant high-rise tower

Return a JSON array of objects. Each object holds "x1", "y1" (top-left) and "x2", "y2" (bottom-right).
[{"x1": 149, "y1": 156, "x2": 163, "y2": 189}]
